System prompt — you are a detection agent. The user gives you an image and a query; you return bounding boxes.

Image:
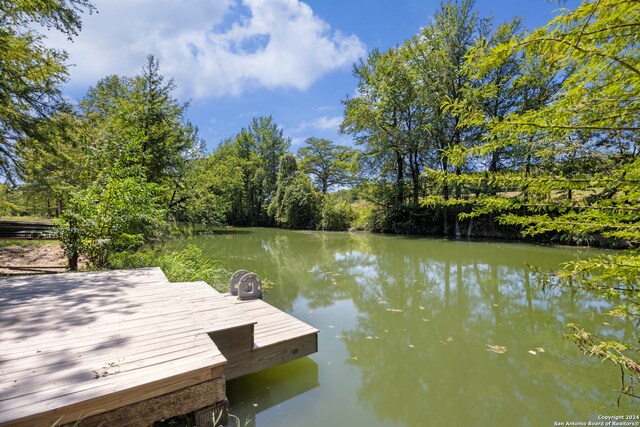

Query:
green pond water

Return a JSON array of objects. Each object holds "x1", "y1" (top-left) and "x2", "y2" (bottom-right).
[{"x1": 170, "y1": 228, "x2": 638, "y2": 427}]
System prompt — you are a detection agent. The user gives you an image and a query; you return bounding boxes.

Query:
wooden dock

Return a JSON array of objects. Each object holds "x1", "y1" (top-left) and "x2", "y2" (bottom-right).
[{"x1": 0, "y1": 268, "x2": 318, "y2": 426}]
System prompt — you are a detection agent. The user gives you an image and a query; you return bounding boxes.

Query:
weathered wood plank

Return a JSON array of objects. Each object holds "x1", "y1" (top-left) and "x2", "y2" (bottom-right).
[
  {"x1": 225, "y1": 333, "x2": 318, "y2": 380},
  {"x1": 1, "y1": 351, "x2": 223, "y2": 418},
  {"x1": 62, "y1": 379, "x2": 226, "y2": 427},
  {"x1": 4, "y1": 366, "x2": 225, "y2": 427}
]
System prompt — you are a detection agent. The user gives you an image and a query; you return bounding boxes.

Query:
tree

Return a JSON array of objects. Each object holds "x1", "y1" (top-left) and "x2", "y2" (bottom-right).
[
  {"x1": 268, "y1": 154, "x2": 321, "y2": 229},
  {"x1": 17, "y1": 112, "x2": 90, "y2": 217},
  {"x1": 342, "y1": 47, "x2": 427, "y2": 210},
  {"x1": 56, "y1": 57, "x2": 202, "y2": 268},
  {"x1": 0, "y1": 0, "x2": 94, "y2": 179},
  {"x1": 406, "y1": 0, "x2": 489, "y2": 236},
  {"x1": 438, "y1": 0, "x2": 640, "y2": 390},
  {"x1": 249, "y1": 116, "x2": 291, "y2": 199},
  {"x1": 298, "y1": 137, "x2": 360, "y2": 193},
  {"x1": 80, "y1": 56, "x2": 202, "y2": 188},
  {"x1": 59, "y1": 173, "x2": 167, "y2": 268},
  {"x1": 174, "y1": 147, "x2": 244, "y2": 226},
  {"x1": 215, "y1": 116, "x2": 291, "y2": 226}
]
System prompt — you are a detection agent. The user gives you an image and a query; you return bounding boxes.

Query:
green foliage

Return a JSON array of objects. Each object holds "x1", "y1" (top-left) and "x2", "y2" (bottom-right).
[
  {"x1": 0, "y1": 0, "x2": 94, "y2": 180},
  {"x1": 17, "y1": 112, "x2": 90, "y2": 216},
  {"x1": 204, "y1": 116, "x2": 290, "y2": 227},
  {"x1": 80, "y1": 56, "x2": 202, "y2": 187},
  {"x1": 32, "y1": 57, "x2": 207, "y2": 268},
  {"x1": 268, "y1": 154, "x2": 322, "y2": 229},
  {"x1": 297, "y1": 137, "x2": 360, "y2": 193},
  {"x1": 57, "y1": 174, "x2": 166, "y2": 267},
  {"x1": 319, "y1": 195, "x2": 357, "y2": 231},
  {"x1": 109, "y1": 244, "x2": 230, "y2": 292},
  {"x1": 350, "y1": 200, "x2": 378, "y2": 231},
  {"x1": 173, "y1": 155, "x2": 241, "y2": 225}
]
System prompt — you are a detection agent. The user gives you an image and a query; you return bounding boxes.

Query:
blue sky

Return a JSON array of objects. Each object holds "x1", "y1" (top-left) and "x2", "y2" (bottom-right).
[{"x1": 47, "y1": 0, "x2": 579, "y2": 153}]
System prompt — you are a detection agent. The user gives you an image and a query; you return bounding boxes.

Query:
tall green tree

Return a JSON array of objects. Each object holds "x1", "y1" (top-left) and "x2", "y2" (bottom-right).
[
  {"x1": 406, "y1": 0, "x2": 489, "y2": 235},
  {"x1": 80, "y1": 56, "x2": 202, "y2": 188},
  {"x1": 17, "y1": 112, "x2": 90, "y2": 216},
  {"x1": 341, "y1": 47, "x2": 427, "y2": 213},
  {"x1": 268, "y1": 153, "x2": 321, "y2": 229},
  {"x1": 218, "y1": 116, "x2": 290, "y2": 226},
  {"x1": 57, "y1": 57, "x2": 201, "y2": 268},
  {"x1": 0, "y1": 0, "x2": 94, "y2": 179},
  {"x1": 297, "y1": 137, "x2": 360, "y2": 193}
]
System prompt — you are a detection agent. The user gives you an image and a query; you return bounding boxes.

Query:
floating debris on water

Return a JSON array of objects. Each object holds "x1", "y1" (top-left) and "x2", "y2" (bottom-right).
[{"x1": 486, "y1": 344, "x2": 508, "y2": 354}]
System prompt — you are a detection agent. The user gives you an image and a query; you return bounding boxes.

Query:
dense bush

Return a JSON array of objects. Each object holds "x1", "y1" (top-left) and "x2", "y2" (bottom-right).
[{"x1": 319, "y1": 197, "x2": 356, "y2": 231}]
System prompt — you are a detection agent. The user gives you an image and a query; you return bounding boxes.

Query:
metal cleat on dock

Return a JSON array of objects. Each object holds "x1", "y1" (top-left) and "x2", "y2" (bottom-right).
[
  {"x1": 229, "y1": 269, "x2": 249, "y2": 295},
  {"x1": 230, "y1": 270, "x2": 263, "y2": 300}
]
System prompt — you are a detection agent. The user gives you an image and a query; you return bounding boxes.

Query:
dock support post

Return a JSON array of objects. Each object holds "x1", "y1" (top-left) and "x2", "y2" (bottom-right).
[{"x1": 194, "y1": 398, "x2": 228, "y2": 427}]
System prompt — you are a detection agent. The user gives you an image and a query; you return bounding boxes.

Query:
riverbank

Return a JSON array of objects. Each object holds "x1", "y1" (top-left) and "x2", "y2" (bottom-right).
[{"x1": 0, "y1": 241, "x2": 72, "y2": 275}]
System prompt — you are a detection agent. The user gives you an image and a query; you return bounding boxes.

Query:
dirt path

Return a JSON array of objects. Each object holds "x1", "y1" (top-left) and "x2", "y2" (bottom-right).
[{"x1": 0, "y1": 243, "x2": 70, "y2": 275}]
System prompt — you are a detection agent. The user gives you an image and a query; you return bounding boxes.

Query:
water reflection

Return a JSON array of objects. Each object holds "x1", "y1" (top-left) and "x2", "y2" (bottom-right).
[
  {"x1": 172, "y1": 229, "x2": 637, "y2": 426},
  {"x1": 226, "y1": 358, "x2": 319, "y2": 426}
]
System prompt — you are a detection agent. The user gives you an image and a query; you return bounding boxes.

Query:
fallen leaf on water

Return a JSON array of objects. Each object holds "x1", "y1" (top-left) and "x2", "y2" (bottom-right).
[
  {"x1": 423, "y1": 318, "x2": 430, "y2": 322},
  {"x1": 536, "y1": 347, "x2": 545, "y2": 353},
  {"x1": 447, "y1": 336, "x2": 454, "y2": 343},
  {"x1": 419, "y1": 306, "x2": 425, "y2": 310},
  {"x1": 350, "y1": 355, "x2": 358, "y2": 361},
  {"x1": 386, "y1": 308, "x2": 403, "y2": 313},
  {"x1": 366, "y1": 336, "x2": 374, "y2": 340},
  {"x1": 328, "y1": 325, "x2": 335, "y2": 328},
  {"x1": 408, "y1": 344, "x2": 415, "y2": 348},
  {"x1": 486, "y1": 344, "x2": 508, "y2": 354},
  {"x1": 528, "y1": 350, "x2": 537, "y2": 355}
]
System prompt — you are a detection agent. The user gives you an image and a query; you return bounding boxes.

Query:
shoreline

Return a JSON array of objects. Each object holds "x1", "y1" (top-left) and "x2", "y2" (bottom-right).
[{"x1": 0, "y1": 241, "x2": 70, "y2": 275}]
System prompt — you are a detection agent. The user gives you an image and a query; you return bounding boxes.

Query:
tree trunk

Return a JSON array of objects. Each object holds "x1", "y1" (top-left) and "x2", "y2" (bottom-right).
[
  {"x1": 411, "y1": 151, "x2": 420, "y2": 209},
  {"x1": 454, "y1": 165, "x2": 462, "y2": 239},
  {"x1": 396, "y1": 148, "x2": 405, "y2": 206},
  {"x1": 68, "y1": 252, "x2": 78, "y2": 271},
  {"x1": 441, "y1": 157, "x2": 449, "y2": 235}
]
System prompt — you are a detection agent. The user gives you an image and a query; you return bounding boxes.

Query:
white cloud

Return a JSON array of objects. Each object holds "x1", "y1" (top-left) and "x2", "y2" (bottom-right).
[
  {"x1": 47, "y1": 0, "x2": 365, "y2": 99},
  {"x1": 312, "y1": 115, "x2": 343, "y2": 130},
  {"x1": 289, "y1": 115, "x2": 343, "y2": 134}
]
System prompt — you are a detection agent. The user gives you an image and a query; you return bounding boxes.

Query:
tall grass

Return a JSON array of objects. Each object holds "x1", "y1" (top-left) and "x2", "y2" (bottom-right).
[{"x1": 109, "y1": 244, "x2": 230, "y2": 292}]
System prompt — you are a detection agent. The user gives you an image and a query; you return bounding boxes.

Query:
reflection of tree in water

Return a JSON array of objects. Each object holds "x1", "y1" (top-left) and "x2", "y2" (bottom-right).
[{"x1": 337, "y1": 243, "x2": 621, "y2": 426}]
